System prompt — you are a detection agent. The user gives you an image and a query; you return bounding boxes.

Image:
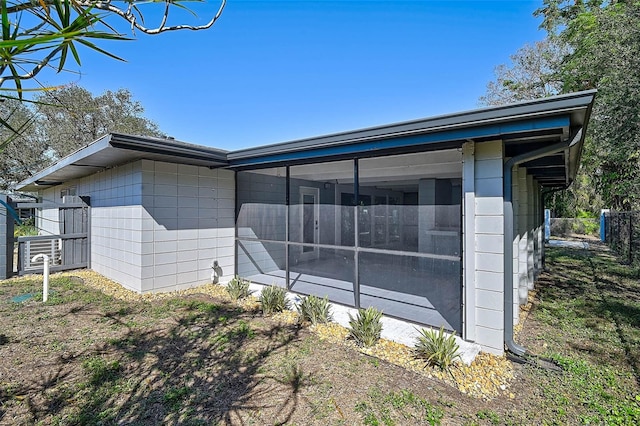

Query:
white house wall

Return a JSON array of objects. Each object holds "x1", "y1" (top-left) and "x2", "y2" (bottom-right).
[
  {"x1": 38, "y1": 159, "x2": 235, "y2": 293},
  {"x1": 472, "y1": 140, "x2": 505, "y2": 355},
  {"x1": 462, "y1": 142, "x2": 476, "y2": 341},
  {"x1": 511, "y1": 168, "x2": 520, "y2": 325},
  {"x1": 39, "y1": 161, "x2": 145, "y2": 291},
  {"x1": 526, "y1": 174, "x2": 535, "y2": 290},
  {"x1": 534, "y1": 184, "x2": 543, "y2": 279},
  {"x1": 512, "y1": 170, "x2": 543, "y2": 310}
]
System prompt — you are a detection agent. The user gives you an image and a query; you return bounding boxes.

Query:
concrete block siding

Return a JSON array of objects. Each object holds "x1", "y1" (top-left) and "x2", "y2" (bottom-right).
[
  {"x1": 140, "y1": 161, "x2": 235, "y2": 292},
  {"x1": 473, "y1": 140, "x2": 504, "y2": 355},
  {"x1": 39, "y1": 159, "x2": 235, "y2": 293}
]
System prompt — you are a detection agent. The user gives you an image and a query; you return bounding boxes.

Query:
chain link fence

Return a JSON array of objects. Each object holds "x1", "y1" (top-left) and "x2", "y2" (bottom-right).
[{"x1": 603, "y1": 211, "x2": 640, "y2": 265}]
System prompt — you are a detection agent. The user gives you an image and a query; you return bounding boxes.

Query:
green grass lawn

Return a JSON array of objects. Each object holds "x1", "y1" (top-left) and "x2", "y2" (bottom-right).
[{"x1": 0, "y1": 242, "x2": 639, "y2": 425}]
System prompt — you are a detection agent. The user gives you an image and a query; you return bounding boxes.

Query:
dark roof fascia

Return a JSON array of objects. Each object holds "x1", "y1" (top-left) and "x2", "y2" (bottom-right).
[
  {"x1": 227, "y1": 90, "x2": 597, "y2": 166},
  {"x1": 108, "y1": 133, "x2": 229, "y2": 162},
  {"x1": 18, "y1": 134, "x2": 113, "y2": 189},
  {"x1": 229, "y1": 115, "x2": 571, "y2": 169},
  {"x1": 16, "y1": 133, "x2": 230, "y2": 191}
]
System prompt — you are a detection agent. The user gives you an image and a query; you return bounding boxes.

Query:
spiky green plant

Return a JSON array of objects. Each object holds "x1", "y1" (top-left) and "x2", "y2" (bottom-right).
[
  {"x1": 297, "y1": 295, "x2": 332, "y2": 325},
  {"x1": 260, "y1": 285, "x2": 290, "y2": 315},
  {"x1": 348, "y1": 307, "x2": 383, "y2": 347},
  {"x1": 414, "y1": 326, "x2": 461, "y2": 371},
  {"x1": 226, "y1": 275, "x2": 252, "y2": 301}
]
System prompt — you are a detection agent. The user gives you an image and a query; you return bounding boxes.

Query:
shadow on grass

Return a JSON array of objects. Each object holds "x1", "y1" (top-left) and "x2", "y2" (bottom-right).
[
  {"x1": 536, "y1": 245, "x2": 640, "y2": 388},
  {"x1": 1, "y1": 286, "x2": 307, "y2": 425}
]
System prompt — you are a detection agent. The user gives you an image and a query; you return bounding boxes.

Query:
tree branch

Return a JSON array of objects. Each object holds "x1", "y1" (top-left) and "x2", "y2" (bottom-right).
[{"x1": 0, "y1": 46, "x2": 64, "y2": 87}]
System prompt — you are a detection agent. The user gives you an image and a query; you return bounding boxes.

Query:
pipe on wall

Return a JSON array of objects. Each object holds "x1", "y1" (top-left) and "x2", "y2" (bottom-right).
[{"x1": 503, "y1": 129, "x2": 582, "y2": 356}]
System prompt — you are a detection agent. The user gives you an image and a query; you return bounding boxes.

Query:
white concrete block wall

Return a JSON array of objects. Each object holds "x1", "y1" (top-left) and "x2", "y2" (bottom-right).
[
  {"x1": 139, "y1": 161, "x2": 235, "y2": 293},
  {"x1": 35, "y1": 159, "x2": 235, "y2": 294},
  {"x1": 38, "y1": 194, "x2": 61, "y2": 235},
  {"x1": 533, "y1": 183, "x2": 541, "y2": 279},
  {"x1": 473, "y1": 140, "x2": 504, "y2": 355},
  {"x1": 526, "y1": 175, "x2": 535, "y2": 290},
  {"x1": 462, "y1": 142, "x2": 476, "y2": 341},
  {"x1": 517, "y1": 168, "x2": 529, "y2": 304},
  {"x1": 38, "y1": 161, "x2": 145, "y2": 291},
  {"x1": 536, "y1": 185, "x2": 544, "y2": 276},
  {"x1": 511, "y1": 168, "x2": 520, "y2": 324}
]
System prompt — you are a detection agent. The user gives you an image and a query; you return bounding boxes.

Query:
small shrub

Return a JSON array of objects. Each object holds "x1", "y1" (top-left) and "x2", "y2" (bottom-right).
[
  {"x1": 226, "y1": 275, "x2": 252, "y2": 301},
  {"x1": 297, "y1": 295, "x2": 332, "y2": 325},
  {"x1": 414, "y1": 326, "x2": 461, "y2": 371},
  {"x1": 260, "y1": 285, "x2": 290, "y2": 315},
  {"x1": 348, "y1": 307, "x2": 383, "y2": 347},
  {"x1": 14, "y1": 218, "x2": 38, "y2": 238}
]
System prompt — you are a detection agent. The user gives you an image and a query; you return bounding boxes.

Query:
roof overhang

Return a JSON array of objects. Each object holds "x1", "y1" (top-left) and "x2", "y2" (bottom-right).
[
  {"x1": 227, "y1": 90, "x2": 596, "y2": 189},
  {"x1": 16, "y1": 90, "x2": 596, "y2": 193},
  {"x1": 16, "y1": 133, "x2": 229, "y2": 192}
]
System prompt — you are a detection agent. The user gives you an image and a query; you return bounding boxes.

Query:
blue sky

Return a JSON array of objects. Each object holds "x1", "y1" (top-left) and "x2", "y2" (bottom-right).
[{"x1": 42, "y1": 1, "x2": 547, "y2": 150}]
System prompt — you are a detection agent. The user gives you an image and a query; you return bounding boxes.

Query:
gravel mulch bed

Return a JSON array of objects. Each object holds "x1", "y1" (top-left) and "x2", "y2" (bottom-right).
[{"x1": 51, "y1": 270, "x2": 515, "y2": 400}]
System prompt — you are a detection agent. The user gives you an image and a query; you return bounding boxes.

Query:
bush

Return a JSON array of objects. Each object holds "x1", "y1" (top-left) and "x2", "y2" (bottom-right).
[
  {"x1": 260, "y1": 285, "x2": 290, "y2": 315},
  {"x1": 14, "y1": 217, "x2": 38, "y2": 238},
  {"x1": 297, "y1": 295, "x2": 332, "y2": 325},
  {"x1": 414, "y1": 326, "x2": 461, "y2": 371},
  {"x1": 226, "y1": 276, "x2": 252, "y2": 301},
  {"x1": 348, "y1": 307, "x2": 383, "y2": 347}
]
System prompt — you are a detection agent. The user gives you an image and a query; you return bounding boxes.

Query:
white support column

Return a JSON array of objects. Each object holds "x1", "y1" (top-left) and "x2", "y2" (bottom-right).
[
  {"x1": 537, "y1": 186, "x2": 544, "y2": 274},
  {"x1": 473, "y1": 140, "x2": 504, "y2": 355},
  {"x1": 462, "y1": 142, "x2": 476, "y2": 341},
  {"x1": 533, "y1": 184, "x2": 541, "y2": 279},
  {"x1": 527, "y1": 174, "x2": 535, "y2": 290},
  {"x1": 517, "y1": 168, "x2": 528, "y2": 305},
  {"x1": 511, "y1": 168, "x2": 520, "y2": 324}
]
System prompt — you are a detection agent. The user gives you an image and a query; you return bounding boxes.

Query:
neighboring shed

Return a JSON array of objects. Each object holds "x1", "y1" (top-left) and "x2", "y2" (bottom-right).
[{"x1": 15, "y1": 90, "x2": 596, "y2": 355}]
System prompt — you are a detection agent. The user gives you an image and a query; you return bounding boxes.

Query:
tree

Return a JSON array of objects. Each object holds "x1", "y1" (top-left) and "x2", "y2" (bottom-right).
[
  {"x1": 480, "y1": 38, "x2": 567, "y2": 106},
  {"x1": 0, "y1": 97, "x2": 47, "y2": 190},
  {"x1": 0, "y1": 86, "x2": 162, "y2": 190},
  {"x1": 35, "y1": 85, "x2": 163, "y2": 158},
  {"x1": 482, "y1": 0, "x2": 640, "y2": 213},
  {"x1": 0, "y1": 0, "x2": 225, "y2": 148},
  {"x1": 0, "y1": 0, "x2": 226, "y2": 97},
  {"x1": 555, "y1": 1, "x2": 640, "y2": 211}
]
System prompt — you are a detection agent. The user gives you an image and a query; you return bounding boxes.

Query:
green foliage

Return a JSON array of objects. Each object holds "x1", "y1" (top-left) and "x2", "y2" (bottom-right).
[
  {"x1": 476, "y1": 409, "x2": 501, "y2": 424},
  {"x1": 355, "y1": 386, "x2": 444, "y2": 425},
  {"x1": 348, "y1": 307, "x2": 383, "y2": 347},
  {"x1": 479, "y1": 38, "x2": 566, "y2": 106},
  {"x1": 82, "y1": 356, "x2": 121, "y2": 386},
  {"x1": 225, "y1": 275, "x2": 252, "y2": 301},
  {"x1": 13, "y1": 217, "x2": 37, "y2": 237},
  {"x1": 530, "y1": 246, "x2": 640, "y2": 424},
  {"x1": 414, "y1": 326, "x2": 461, "y2": 371},
  {"x1": 0, "y1": 87, "x2": 163, "y2": 190},
  {"x1": 484, "y1": 2, "x2": 640, "y2": 213},
  {"x1": 0, "y1": 1, "x2": 225, "y2": 149},
  {"x1": 297, "y1": 294, "x2": 332, "y2": 325},
  {"x1": 163, "y1": 385, "x2": 191, "y2": 411},
  {"x1": 259, "y1": 285, "x2": 290, "y2": 315}
]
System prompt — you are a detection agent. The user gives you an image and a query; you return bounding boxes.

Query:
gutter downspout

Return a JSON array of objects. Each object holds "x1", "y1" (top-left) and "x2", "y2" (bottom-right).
[{"x1": 503, "y1": 129, "x2": 582, "y2": 356}]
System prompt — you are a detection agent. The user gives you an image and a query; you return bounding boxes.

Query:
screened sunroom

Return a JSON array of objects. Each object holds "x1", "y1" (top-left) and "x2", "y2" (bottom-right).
[
  {"x1": 236, "y1": 149, "x2": 463, "y2": 333},
  {"x1": 13, "y1": 90, "x2": 596, "y2": 355}
]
